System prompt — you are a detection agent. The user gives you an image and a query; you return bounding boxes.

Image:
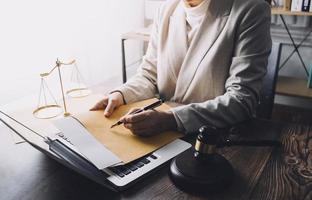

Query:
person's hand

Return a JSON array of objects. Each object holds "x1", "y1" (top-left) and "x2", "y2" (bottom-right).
[
  {"x1": 90, "y1": 92, "x2": 125, "y2": 117},
  {"x1": 121, "y1": 109, "x2": 178, "y2": 137}
]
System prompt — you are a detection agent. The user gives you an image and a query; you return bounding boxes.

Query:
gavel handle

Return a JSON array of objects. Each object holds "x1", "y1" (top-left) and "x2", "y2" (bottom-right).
[{"x1": 219, "y1": 140, "x2": 282, "y2": 147}]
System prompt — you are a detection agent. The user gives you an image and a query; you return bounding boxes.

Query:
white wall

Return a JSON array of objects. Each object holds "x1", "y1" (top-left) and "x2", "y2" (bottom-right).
[{"x1": 0, "y1": 0, "x2": 145, "y2": 105}]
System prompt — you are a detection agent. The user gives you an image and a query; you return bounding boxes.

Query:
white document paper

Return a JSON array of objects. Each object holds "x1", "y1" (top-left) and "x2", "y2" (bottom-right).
[{"x1": 53, "y1": 116, "x2": 121, "y2": 170}]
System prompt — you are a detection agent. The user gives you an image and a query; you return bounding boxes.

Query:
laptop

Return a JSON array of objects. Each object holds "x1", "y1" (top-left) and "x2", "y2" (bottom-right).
[{"x1": 0, "y1": 111, "x2": 191, "y2": 192}]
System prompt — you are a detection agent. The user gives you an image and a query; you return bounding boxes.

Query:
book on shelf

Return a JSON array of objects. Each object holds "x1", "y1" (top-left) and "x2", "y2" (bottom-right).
[
  {"x1": 291, "y1": 0, "x2": 304, "y2": 11},
  {"x1": 284, "y1": 0, "x2": 292, "y2": 10},
  {"x1": 302, "y1": 0, "x2": 311, "y2": 11},
  {"x1": 275, "y1": 0, "x2": 283, "y2": 7},
  {"x1": 291, "y1": 0, "x2": 312, "y2": 11}
]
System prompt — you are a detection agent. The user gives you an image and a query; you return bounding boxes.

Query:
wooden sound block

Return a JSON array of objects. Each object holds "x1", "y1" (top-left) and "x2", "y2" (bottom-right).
[{"x1": 169, "y1": 149, "x2": 234, "y2": 194}]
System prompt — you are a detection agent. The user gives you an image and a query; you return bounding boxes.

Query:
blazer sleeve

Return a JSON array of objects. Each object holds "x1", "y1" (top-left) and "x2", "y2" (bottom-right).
[
  {"x1": 171, "y1": 1, "x2": 272, "y2": 133},
  {"x1": 111, "y1": 8, "x2": 162, "y2": 104}
]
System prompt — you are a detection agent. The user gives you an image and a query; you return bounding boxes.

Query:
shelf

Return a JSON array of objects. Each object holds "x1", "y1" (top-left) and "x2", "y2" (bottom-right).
[
  {"x1": 276, "y1": 76, "x2": 312, "y2": 98},
  {"x1": 121, "y1": 28, "x2": 151, "y2": 41},
  {"x1": 271, "y1": 7, "x2": 312, "y2": 16}
]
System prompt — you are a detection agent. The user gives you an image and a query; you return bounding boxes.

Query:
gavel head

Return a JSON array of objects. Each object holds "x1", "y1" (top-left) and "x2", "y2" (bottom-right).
[{"x1": 195, "y1": 125, "x2": 221, "y2": 156}]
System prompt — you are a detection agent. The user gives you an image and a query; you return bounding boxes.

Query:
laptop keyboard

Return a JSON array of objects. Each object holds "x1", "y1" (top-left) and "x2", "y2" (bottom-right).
[{"x1": 109, "y1": 155, "x2": 158, "y2": 178}]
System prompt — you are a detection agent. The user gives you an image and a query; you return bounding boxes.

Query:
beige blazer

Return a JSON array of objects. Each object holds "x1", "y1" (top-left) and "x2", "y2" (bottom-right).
[{"x1": 115, "y1": 0, "x2": 272, "y2": 133}]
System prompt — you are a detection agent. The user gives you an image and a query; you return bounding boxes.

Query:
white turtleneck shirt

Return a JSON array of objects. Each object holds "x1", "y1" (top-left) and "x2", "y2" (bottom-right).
[{"x1": 183, "y1": 0, "x2": 210, "y2": 46}]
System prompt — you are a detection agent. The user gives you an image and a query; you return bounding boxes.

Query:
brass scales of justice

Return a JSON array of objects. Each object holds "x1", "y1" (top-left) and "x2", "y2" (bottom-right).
[{"x1": 33, "y1": 58, "x2": 90, "y2": 119}]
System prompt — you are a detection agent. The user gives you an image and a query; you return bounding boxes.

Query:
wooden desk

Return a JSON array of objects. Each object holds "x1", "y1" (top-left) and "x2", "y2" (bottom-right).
[{"x1": 1, "y1": 112, "x2": 312, "y2": 199}]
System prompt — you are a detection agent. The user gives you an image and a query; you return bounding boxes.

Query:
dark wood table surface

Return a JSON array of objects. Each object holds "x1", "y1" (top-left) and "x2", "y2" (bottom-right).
[{"x1": 1, "y1": 105, "x2": 312, "y2": 200}]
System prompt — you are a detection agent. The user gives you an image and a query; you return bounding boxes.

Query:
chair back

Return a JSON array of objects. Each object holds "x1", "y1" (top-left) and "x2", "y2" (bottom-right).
[{"x1": 256, "y1": 42, "x2": 281, "y2": 119}]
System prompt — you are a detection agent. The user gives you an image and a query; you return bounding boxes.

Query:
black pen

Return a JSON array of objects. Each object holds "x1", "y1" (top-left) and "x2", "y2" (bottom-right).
[{"x1": 110, "y1": 99, "x2": 164, "y2": 128}]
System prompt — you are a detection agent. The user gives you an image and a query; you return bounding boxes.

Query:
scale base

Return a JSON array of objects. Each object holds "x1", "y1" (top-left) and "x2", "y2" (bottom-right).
[
  {"x1": 169, "y1": 149, "x2": 234, "y2": 194},
  {"x1": 63, "y1": 112, "x2": 71, "y2": 117}
]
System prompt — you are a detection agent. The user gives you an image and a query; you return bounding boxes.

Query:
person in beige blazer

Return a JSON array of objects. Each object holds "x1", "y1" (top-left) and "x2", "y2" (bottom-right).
[{"x1": 91, "y1": 0, "x2": 272, "y2": 136}]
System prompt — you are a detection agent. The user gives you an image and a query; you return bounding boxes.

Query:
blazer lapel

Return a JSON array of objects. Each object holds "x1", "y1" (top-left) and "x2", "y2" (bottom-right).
[
  {"x1": 160, "y1": 2, "x2": 188, "y2": 81},
  {"x1": 174, "y1": 0, "x2": 233, "y2": 102}
]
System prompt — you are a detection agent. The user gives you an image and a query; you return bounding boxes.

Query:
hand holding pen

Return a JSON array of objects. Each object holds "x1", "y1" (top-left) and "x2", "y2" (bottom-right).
[
  {"x1": 111, "y1": 99, "x2": 163, "y2": 128},
  {"x1": 90, "y1": 94, "x2": 177, "y2": 136}
]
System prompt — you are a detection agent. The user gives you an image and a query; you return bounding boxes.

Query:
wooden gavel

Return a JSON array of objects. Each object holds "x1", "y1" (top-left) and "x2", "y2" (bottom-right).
[{"x1": 170, "y1": 124, "x2": 281, "y2": 194}]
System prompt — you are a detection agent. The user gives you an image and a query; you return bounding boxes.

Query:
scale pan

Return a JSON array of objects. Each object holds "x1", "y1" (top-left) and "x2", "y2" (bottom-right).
[
  {"x1": 33, "y1": 104, "x2": 63, "y2": 119},
  {"x1": 66, "y1": 88, "x2": 91, "y2": 98}
]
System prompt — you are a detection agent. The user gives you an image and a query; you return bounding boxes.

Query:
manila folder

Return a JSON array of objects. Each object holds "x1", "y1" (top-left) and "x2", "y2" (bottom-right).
[{"x1": 74, "y1": 98, "x2": 183, "y2": 163}]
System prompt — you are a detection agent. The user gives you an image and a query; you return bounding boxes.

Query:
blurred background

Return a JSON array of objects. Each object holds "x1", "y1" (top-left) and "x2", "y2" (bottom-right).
[
  {"x1": 0, "y1": 0, "x2": 311, "y2": 108},
  {"x1": 0, "y1": 0, "x2": 147, "y2": 104}
]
